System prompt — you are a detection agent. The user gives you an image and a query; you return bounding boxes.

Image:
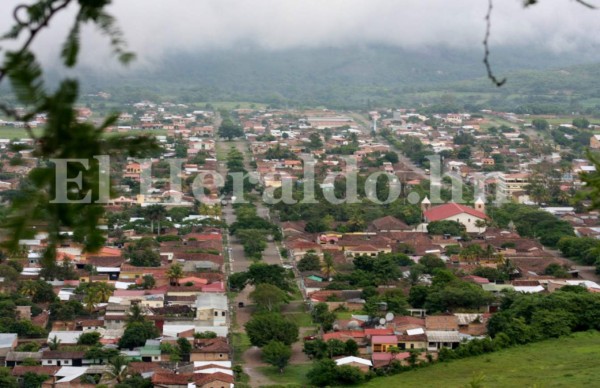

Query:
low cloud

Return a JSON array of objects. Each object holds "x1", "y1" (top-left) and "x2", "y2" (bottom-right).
[{"x1": 1, "y1": 0, "x2": 599, "y2": 70}]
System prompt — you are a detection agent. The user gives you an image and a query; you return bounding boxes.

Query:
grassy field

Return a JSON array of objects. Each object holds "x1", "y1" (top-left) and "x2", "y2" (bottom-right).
[
  {"x1": 365, "y1": 331, "x2": 600, "y2": 388},
  {"x1": 258, "y1": 363, "x2": 312, "y2": 387},
  {"x1": 0, "y1": 127, "x2": 43, "y2": 139},
  {"x1": 285, "y1": 311, "x2": 314, "y2": 328},
  {"x1": 231, "y1": 332, "x2": 251, "y2": 364}
]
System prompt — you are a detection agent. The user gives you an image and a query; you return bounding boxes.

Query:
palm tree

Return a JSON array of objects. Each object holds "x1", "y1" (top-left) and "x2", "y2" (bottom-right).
[
  {"x1": 484, "y1": 244, "x2": 496, "y2": 259},
  {"x1": 83, "y1": 292, "x2": 101, "y2": 314},
  {"x1": 94, "y1": 282, "x2": 115, "y2": 303},
  {"x1": 145, "y1": 204, "x2": 167, "y2": 235},
  {"x1": 474, "y1": 219, "x2": 486, "y2": 234},
  {"x1": 48, "y1": 335, "x2": 61, "y2": 350},
  {"x1": 20, "y1": 281, "x2": 37, "y2": 298},
  {"x1": 167, "y1": 262, "x2": 184, "y2": 286},
  {"x1": 321, "y1": 253, "x2": 335, "y2": 280},
  {"x1": 126, "y1": 304, "x2": 145, "y2": 327},
  {"x1": 105, "y1": 355, "x2": 129, "y2": 384}
]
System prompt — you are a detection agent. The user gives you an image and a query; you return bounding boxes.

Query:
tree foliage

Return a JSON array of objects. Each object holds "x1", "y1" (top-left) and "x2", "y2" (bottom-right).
[
  {"x1": 0, "y1": 0, "x2": 157, "y2": 266},
  {"x1": 261, "y1": 340, "x2": 292, "y2": 373},
  {"x1": 245, "y1": 313, "x2": 298, "y2": 347},
  {"x1": 249, "y1": 283, "x2": 290, "y2": 312}
]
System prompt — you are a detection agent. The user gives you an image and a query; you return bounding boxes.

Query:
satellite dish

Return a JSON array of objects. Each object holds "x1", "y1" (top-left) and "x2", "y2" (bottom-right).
[
  {"x1": 385, "y1": 313, "x2": 395, "y2": 322},
  {"x1": 379, "y1": 318, "x2": 386, "y2": 325},
  {"x1": 348, "y1": 320, "x2": 360, "y2": 330}
]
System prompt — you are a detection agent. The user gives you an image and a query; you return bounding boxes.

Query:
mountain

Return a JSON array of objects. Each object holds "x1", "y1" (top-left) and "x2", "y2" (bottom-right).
[{"x1": 72, "y1": 45, "x2": 600, "y2": 111}]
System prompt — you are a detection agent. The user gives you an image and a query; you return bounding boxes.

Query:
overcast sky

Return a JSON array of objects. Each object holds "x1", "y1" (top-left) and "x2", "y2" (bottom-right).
[{"x1": 2, "y1": 0, "x2": 600, "y2": 69}]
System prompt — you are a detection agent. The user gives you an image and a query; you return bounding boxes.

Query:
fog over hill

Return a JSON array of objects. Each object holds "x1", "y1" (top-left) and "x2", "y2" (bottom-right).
[{"x1": 64, "y1": 45, "x2": 600, "y2": 111}]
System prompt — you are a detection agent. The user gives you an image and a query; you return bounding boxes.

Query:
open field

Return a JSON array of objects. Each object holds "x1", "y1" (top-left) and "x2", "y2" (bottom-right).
[
  {"x1": 365, "y1": 331, "x2": 600, "y2": 388},
  {"x1": 0, "y1": 127, "x2": 43, "y2": 139}
]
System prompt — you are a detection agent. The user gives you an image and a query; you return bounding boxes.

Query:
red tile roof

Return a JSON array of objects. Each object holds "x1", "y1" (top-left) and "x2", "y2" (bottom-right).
[
  {"x1": 322, "y1": 330, "x2": 365, "y2": 342},
  {"x1": 364, "y1": 328, "x2": 394, "y2": 337},
  {"x1": 424, "y1": 203, "x2": 488, "y2": 222},
  {"x1": 11, "y1": 366, "x2": 60, "y2": 377}
]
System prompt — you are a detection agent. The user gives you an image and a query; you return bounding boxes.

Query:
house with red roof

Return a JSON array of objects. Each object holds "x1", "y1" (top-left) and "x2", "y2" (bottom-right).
[
  {"x1": 371, "y1": 335, "x2": 399, "y2": 353},
  {"x1": 422, "y1": 197, "x2": 488, "y2": 233}
]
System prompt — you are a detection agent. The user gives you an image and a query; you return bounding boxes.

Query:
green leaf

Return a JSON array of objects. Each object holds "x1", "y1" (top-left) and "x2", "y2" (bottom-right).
[
  {"x1": 4, "y1": 50, "x2": 46, "y2": 107},
  {"x1": 61, "y1": 22, "x2": 81, "y2": 67}
]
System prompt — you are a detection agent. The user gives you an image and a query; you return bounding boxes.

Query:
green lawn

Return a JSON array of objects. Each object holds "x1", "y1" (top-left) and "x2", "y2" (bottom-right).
[
  {"x1": 365, "y1": 331, "x2": 600, "y2": 388},
  {"x1": 285, "y1": 311, "x2": 314, "y2": 328},
  {"x1": 335, "y1": 310, "x2": 354, "y2": 320},
  {"x1": 258, "y1": 363, "x2": 312, "y2": 387}
]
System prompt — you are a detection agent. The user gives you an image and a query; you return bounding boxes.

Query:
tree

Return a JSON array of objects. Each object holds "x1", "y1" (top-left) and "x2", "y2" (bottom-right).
[
  {"x1": 303, "y1": 339, "x2": 328, "y2": 359},
  {"x1": 105, "y1": 355, "x2": 129, "y2": 384},
  {"x1": 19, "y1": 280, "x2": 56, "y2": 303},
  {"x1": 572, "y1": 117, "x2": 590, "y2": 129},
  {"x1": 245, "y1": 313, "x2": 298, "y2": 347},
  {"x1": 321, "y1": 252, "x2": 336, "y2": 280},
  {"x1": 145, "y1": 205, "x2": 167, "y2": 235},
  {"x1": 194, "y1": 331, "x2": 218, "y2": 339},
  {"x1": 474, "y1": 219, "x2": 487, "y2": 234},
  {"x1": 119, "y1": 321, "x2": 158, "y2": 349},
  {"x1": 177, "y1": 338, "x2": 192, "y2": 361},
  {"x1": 123, "y1": 238, "x2": 161, "y2": 267},
  {"x1": 345, "y1": 339, "x2": 359, "y2": 356},
  {"x1": 457, "y1": 145, "x2": 472, "y2": 160},
  {"x1": 297, "y1": 252, "x2": 321, "y2": 272},
  {"x1": 140, "y1": 275, "x2": 156, "y2": 289},
  {"x1": 89, "y1": 282, "x2": 115, "y2": 303},
  {"x1": 0, "y1": 367, "x2": 18, "y2": 388},
  {"x1": 261, "y1": 340, "x2": 292, "y2": 373},
  {"x1": 249, "y1": 284, "x2": 290, "y2": 312},
  {"x1": 419, "y1": 254, "x2": 446, "y2": 274},
  {"x1": 22, "y1": 372, "x2": 48, "y2": 388},
  {"x1": 85, "y1": 346, "x2": 119, "y2": 364},
  {"x1": 543, "y1": 263, "x2": 570, "y2": 278},
  {"x1": 311, "y1": 302, "x2": 336, "y2": 331},
  {"x1": 228, "y1": 271, "x2": 248, "y2": 291},
  {"x1": 166, "y1": 262, "x2": 184, "y2": 286},
  {"x1": 115, "y1": 374, "x2": 153, "y2": 388},
  {"x1": 307, "y1": 132, "x2": 323, "y2": 149},
  {"x1": 327, "y1": 339, "x2": 347, "y2": 358},
  {"x1": 218, "y1": 118, "x2": 244, "y2": 140},
  {"x1": 0, "y1": 1, "x2": 156, "y2": 272},
  {"x1": 48, "y1": 335, "x2": 61, "y2": 351},
  {"x1": 77, "y1": 332, "x2": 101, "y2": 346},
  {"x1": 83, "y1": 290, "x2": 101, "y2": 314},
  {"x1": 307, "y1": 359, "x2": 338, "y2": 387},
  {"x1": 531, "y1": 118, "x2": 549, "y2": 131},
  {"x1": 427, "y1": 220, "x2": 465, "y2": 236},
  {"x1": 126, "y1": 304, "x2": 145, "y2": 327},
  {"x1": 247, "y1": 263, "x2": 292, "y2": 292}
]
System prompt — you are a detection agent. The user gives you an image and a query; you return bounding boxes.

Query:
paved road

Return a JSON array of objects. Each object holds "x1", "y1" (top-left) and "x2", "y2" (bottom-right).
[
  {"x1": 217, "y1": 138, "x2": 289, "y2": 387},
  {"x1": 351, "y1": 111, "x2": 429, "y2": 180}
]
